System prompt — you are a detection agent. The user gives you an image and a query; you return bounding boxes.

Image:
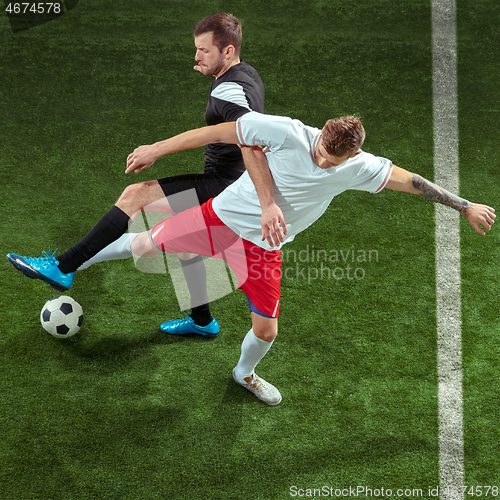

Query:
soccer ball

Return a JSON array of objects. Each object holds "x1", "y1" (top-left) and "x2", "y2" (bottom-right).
[{"x1": 40, "y1": 296, "x2": 84, "y2": 338}]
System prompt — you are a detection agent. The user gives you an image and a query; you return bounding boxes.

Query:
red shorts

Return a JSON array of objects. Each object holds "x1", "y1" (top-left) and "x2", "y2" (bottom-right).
[{"x1": 150, "y1": 199, "x2": 282, "y2": 318}]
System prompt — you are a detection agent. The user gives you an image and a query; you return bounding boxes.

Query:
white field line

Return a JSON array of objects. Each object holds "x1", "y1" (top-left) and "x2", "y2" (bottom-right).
[{"x1": 432, "y1": 1, "x2": 464, "y2": 499}]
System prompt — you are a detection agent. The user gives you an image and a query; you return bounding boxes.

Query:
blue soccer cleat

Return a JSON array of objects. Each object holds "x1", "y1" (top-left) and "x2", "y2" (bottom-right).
[
  {"x1": 160, "y1": 313, "x2": 220, "y2": 338},
  {"x1": 7, "y1": 249, "x2": 74, "y2": 292}
]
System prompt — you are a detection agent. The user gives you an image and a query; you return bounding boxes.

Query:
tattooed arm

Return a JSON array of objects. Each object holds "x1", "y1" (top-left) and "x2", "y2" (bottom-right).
[{"x1": 385, "y1": 165, "x2": 496, "y2": 235}]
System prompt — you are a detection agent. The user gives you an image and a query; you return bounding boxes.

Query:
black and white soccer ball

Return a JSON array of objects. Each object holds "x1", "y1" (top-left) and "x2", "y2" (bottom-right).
[{"x1": 40, "y1": 296, "x2": 84, "y2": 338}]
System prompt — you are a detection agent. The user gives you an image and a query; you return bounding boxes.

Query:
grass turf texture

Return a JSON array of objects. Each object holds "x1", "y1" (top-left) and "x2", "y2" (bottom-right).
[
  {"x1": 0, "y1": 0, "x2": 498, "y2": 498},
  {"x1": 458, "y1": 0, "x2": 500, "y2": 487}
]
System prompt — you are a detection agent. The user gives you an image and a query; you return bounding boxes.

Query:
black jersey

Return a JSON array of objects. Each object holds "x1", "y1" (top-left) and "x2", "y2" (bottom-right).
[{"x1": 203, "y1": 61, "x2": 264, "y2": 180}]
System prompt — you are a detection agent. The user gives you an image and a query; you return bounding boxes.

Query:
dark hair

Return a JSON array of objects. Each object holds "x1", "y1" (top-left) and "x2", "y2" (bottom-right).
[
  {"x1": 322, "y1": 116, "x2": 365, "y2": 157},
  {"x1": 193, "y1": 13, "x2": 242, "y2": 55}
]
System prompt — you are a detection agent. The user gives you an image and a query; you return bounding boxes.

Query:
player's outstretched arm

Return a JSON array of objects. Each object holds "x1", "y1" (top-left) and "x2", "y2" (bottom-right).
[
  {"x1": 125, "y1": 122, "x2": 239, "y2": 174},
  {"x1": 241, "y1": 146, "x2": 288, "y2": 247},
  {"x1": 385, "y1": 165, "x2": 496, "y2": 235}
]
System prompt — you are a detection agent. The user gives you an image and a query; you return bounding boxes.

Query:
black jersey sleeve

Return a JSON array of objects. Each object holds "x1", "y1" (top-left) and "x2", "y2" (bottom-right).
[{"x1": 207, "y1": 81, "x2": 253, "y2": 124}]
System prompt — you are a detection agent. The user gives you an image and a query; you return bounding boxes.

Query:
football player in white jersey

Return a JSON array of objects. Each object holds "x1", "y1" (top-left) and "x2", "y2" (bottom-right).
[{"x1": 8, "y1": 112, "x2": 495, "y2": 405}]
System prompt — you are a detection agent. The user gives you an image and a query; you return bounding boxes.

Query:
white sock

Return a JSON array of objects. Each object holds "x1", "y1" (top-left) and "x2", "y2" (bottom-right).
[
  {"x1": 77, "y1": 233, "x2": 138, "y2": 271},
  {"x1": 233, "y1": 328, "x2": 273, "y2": 383}
]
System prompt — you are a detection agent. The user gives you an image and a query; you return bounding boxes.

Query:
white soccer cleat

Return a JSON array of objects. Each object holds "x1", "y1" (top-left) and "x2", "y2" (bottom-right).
[{"x1": 232, "y1": 369, "x2": 282, "y2": 406}]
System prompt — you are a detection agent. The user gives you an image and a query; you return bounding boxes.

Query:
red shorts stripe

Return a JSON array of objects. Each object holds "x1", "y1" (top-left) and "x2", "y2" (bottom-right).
[{"x1": 151, "y1": 199, "x2": 282, "y2": 318}]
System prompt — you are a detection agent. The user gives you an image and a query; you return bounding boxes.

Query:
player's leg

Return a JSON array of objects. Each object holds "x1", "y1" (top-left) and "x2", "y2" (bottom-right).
[
  {"x1": 76, "y1": 173, "x2": 214, "y2": 272},
  {"x1": 76, "y1": 178, "x2": 184, "y2": 270},
  {"x1": 73, "y1": 218, "x2": 202, "y2": 263},
  {"x1": 5, "y1": 225, "x2": 159, "y2": 293},
  {"x1": 66, "y1": 172, "x2": 230, "y2": 275},
  {"x1": 230, "y1": 242, "x2": 282, "y2": 405},
  {"x1": 75, "y1": 208, "x2": 210, "y2": 266},
  {"x1": 54, "y1": 180, "x2": 167, "y2": 273},
  {"x1": 147, "y1": 201, "x2": 237, "y2": 337},
  {"x1": 77, "y1": 170, "x2": 224, "y2": 272},
  {"x1": 157, "y1": 174, "x2": 235, "y2": 336},
  {"x1": 158, "y1": 251, "x2": 220, "y2": 338},
  {"x1": 232, "y1": 312, "x2": 281, "y2": 406},
  {"x1": 6, "y1": 179, "x2": 168, "y2": 291}
]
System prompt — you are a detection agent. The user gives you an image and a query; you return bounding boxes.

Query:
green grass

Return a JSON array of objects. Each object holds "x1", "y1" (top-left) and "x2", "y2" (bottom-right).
[
  {"x1": 458, "y1": 0, "x2": 500, "y2": 487},
  {"x1": 0, "y1": 0, "x2": 498, "y2": 498}
]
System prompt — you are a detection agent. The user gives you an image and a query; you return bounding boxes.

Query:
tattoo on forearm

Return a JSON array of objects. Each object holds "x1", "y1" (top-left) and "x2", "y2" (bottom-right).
[{"x1": 412, "y1": 174, "x2": 470, "y2": 214}]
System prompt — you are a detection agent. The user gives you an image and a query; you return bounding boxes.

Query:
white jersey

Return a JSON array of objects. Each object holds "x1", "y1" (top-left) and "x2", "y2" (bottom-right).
[{"x1": 212, "y1": 112, "x2": 393, "y2": 251}]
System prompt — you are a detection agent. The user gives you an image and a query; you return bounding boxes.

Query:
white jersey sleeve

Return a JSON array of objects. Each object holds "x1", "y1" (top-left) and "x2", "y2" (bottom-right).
[
  {"x1": 347, "y1": 154, "x2": 394, "y2": 194},
  {"x1": 236, "y1": 112, "x2": 291, "y2": 151}
]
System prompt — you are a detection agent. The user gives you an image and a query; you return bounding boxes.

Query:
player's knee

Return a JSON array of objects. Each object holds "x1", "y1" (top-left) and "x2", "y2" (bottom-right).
[
  {"x1": 117, "y1": 183, "x2": 141, "y2": 208},
  {"x1": 130, "y1": 232, "x2": 146, "y2": 255},
  {"x1": 131, "y1": 232, "x2": 158, "y2": 258},
  {"x1": 117, "y1": 181, "x2": 158, "y2": 210},
  {"x1": 253, "y1": 321, "x2": 278, "y2": 343},
  {"x1": 177, "y1": 252, "x2": 199, "y2": 261}
]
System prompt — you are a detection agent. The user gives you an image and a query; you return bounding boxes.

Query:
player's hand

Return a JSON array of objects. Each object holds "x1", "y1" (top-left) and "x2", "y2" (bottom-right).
[
  {"x1": 261, "y1": 203, "x2": 288, "y2": 247},
  {"x1": 125, "y1": 144, "x2": 158, "y2": 174},
  {"x1": 464, "y1": 203, "x2": 496, "y2": 235}
]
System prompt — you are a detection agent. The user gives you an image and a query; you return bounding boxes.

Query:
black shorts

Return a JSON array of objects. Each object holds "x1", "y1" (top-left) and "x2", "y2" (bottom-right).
[{"x1": 157, "y1": 172, "x2": 237, "y2": 213}]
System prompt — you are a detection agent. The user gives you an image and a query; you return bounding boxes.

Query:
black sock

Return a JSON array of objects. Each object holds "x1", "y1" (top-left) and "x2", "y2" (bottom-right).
[
  {"x1": 57, "y1": 206, "x2": 130, "y2": 274},
  {"x1": 180, "y1": 255, "x2": 212, "y2": 327},
  {"x1": 190, "y1": 304, "x2": 212, "y2": 327}
]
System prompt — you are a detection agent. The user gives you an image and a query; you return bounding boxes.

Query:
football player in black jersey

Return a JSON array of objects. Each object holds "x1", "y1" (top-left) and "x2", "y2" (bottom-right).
[{"x1": 8, "y1": 13, "x2": 285, "y2": 337}]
